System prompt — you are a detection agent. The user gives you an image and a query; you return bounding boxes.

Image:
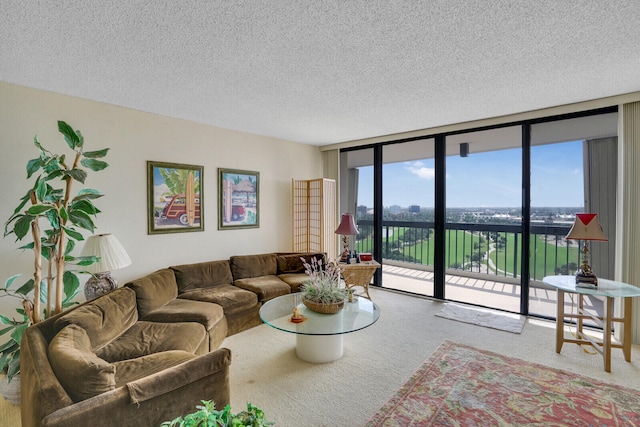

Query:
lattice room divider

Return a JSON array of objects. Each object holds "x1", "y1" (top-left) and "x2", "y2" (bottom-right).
[{"x1": 292, "y1": 178, "x2": 337, "y2": 261}]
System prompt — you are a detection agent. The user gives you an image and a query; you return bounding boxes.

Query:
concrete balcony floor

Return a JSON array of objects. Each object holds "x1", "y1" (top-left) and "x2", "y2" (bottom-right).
[{"x1": 379, "y1": 263, "x2": 604, "y2": 322}]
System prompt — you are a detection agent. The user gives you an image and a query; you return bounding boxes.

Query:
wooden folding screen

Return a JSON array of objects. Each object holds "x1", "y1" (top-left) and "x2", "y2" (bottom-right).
[{"x1": 292, "y1": 178, "x2": 337, "y2": 261}]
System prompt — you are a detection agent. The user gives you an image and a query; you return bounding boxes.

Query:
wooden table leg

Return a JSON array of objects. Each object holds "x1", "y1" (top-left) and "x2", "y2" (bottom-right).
[
  {"x1": 556, "y1": 290, "x2": 564, "y2": 353},
  {"x1": 622, "y1": 297, "x2": 632, "y2": 362},
  {"x1": 603, "y1": 297, "x2": 613, "y2": 373}
]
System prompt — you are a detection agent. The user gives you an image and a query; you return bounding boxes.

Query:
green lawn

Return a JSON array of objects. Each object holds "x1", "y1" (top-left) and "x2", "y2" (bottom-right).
[{"x1": 355, "y1": 228, "x2": 579, "y2": 280}]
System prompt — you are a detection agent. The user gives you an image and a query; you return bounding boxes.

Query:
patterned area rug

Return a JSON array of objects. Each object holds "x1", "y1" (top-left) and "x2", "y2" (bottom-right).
[
  {"x1": 435, "y1": 303, "x2": 526, "y2": 334},
  {"x1": 365, "y1": 341, "x2": 640, "y2": 426}
]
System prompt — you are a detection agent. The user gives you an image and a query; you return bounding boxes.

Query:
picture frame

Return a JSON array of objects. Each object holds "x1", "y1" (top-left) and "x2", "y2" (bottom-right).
[
  {"x1": 218, "y1": 168, "x2": 259, "y2": 229},
  {"x1": 147, "y1": 161, "x2": 204, "y2": 234}
]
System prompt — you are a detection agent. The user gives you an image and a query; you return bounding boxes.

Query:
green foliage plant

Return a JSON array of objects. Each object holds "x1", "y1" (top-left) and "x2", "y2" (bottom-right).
[
  {"x1": 161, "y1": 401, "x2": 274, "y2": 427},
  {"x1": 300, "y1": 257, "x2": 347, "y2": 304},
  {"x1": 1, "y1": 121, "x2": 109, "y2": 382}
]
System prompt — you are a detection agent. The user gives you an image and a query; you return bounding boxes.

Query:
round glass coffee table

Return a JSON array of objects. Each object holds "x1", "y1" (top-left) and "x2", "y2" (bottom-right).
[{"x1": 259, "y1": 293, "x2": 380, "y2": 363}]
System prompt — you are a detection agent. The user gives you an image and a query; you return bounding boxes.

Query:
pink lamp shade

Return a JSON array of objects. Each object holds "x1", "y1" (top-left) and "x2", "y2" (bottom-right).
[{"x1": 335, "y1": 213, "x2": 359, "y2": 236}]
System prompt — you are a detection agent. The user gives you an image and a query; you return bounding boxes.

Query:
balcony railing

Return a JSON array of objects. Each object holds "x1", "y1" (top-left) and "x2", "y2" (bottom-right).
[{"x1": 354, "y1": 219, "x2": 581, "y2": 281}]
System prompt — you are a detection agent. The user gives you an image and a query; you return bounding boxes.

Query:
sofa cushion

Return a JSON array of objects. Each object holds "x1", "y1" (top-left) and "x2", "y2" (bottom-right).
[
  {"x1": 114, "y1": 350, "x2": 196, "y2": 386},
  {"x1": 170, "y1": 260, "x2": 234, "y2": 293},
  {"x1": 124, "y1": 268, "x2": 178, "y2": 317},
  {"x1": 230, "y1": 253, "x2": 277, "y2": 280},
  {"x1": 178, "y1": 284, "x2": 258, "y2": 313},
  {"x1": 277, "y1": 273, "x2": 310, "y2": 292},
  {"x1": 276, "y1": 252, "x2": 325, "y2": 274},
  {"x1": 53, "y1": 287, "x2": 138, "y2": 350},
  {"x1": 142, "y1": 298, "x2": 226, "y2": 333},
  {"x1": 96, "y1": 321, "x2": 208, "y2": 363},
  {"x1": 233, "y1": 275, "x2": 290, "y2": 302},
  {"x1": 48, "y1": 324, "x2": 116, "y2": 402}
]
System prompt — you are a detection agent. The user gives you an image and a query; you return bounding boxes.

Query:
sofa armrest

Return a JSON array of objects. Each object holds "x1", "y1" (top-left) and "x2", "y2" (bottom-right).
[{"x1": 41, "y1": 348, "x2": 232, "y2": 427}]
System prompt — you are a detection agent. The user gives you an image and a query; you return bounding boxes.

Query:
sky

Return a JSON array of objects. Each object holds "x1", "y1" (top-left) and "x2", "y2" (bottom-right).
[{"x1": 357, "y1": 141, "x2": 585, "y2": 208}]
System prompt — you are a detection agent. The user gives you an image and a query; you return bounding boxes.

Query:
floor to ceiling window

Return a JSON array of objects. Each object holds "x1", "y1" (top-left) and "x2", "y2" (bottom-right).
[
  {"x1": 529, "y1": 113, "x2": 618, "y2": 321},
  {"x1": 338, "y1": 107, "x2": 618, "y2": 318},
  {"x1": 381, "y1": 139, "x2": 436, "y2": 296},
  {"x1": 444, "y1": 126, "x2": 522, "y2": 312}
]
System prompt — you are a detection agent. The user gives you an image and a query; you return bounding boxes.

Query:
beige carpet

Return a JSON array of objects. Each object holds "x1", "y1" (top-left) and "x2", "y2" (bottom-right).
[
  {"x1": 435, "y1": 302, "x2": 526, "y2": 333},
  {"x1": 224, "y1": 288, "x2": 640, "y2": 426},
  {"x1": 4, "y1": 289, "x2": 639, "y2": 426}
]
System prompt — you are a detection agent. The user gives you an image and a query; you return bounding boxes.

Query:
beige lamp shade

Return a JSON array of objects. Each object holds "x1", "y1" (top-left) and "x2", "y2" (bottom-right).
[
  {"x1": 565, "y1": 213, "x2": 608, "y2": 241},
  {"x1": 80, "y1": 234, "x2": 132, "y2": 273}
]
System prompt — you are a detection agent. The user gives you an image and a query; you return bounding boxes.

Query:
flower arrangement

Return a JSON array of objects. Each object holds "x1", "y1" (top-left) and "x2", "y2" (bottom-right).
[{"x1": 299, "y1": 257, "x2": 347, "y2": 309}]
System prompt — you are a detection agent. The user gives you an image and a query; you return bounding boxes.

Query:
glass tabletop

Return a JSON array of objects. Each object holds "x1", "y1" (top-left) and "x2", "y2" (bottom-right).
[
  {"x1": 259, "y1": 293, "x2": 380, "y2": 336},
  {"x1": 542, "y1": 275, "x2": 640, "y2": 298}
]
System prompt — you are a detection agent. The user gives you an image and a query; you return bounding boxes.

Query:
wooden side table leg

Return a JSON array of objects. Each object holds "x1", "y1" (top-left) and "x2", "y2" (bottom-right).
[
  {"x1": 622, "y1": 297, "x2": 632, "y2": 362},
  {"x1": 556, "y1": 290, "x2": 564, "y2": 353},
  {"x1": 603, "y1": 297, "x2": 613, "y2": 373}
]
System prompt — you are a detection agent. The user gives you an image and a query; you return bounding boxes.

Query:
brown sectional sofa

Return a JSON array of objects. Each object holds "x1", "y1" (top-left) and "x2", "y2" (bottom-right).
[{"x1": 20, "y1": 252, "x2": 323, "y2": 427}]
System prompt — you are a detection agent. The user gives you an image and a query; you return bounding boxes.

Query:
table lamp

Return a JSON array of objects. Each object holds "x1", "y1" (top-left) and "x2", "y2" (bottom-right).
[
  {"x1": 80, "y1": 234, "x2": 132, "y2": 300},
  {"x1": 335, "y1": 213, "x2": 359, "y2": 262},
  {"x1": 565, "y1": 213, "x2": 607, "y2": 286}
]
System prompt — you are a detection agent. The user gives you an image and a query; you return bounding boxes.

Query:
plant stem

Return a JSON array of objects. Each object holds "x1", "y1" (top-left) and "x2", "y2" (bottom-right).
[{"x1": 30, "y1": 218, "x2": 41, "y2": 324}]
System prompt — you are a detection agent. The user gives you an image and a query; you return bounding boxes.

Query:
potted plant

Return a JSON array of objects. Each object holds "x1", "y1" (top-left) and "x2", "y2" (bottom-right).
[
  {"x1": 161, "y1": 400, "x2": 273, "y2": 426},
  {"x1": 299, "y1": 257, "x2": 348, "y2": 314},
  {"x1": 0, "y1": 121, "x2": 109, "y2": 398}
]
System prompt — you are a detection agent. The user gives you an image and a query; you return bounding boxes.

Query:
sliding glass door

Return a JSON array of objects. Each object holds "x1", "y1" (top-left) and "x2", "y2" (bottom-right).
[
  {"x1": 529, "y1": 113, "x2": 618, "y2": 320},
  {"x1": 337, "y1": 108, "x2": 618, "y2": 317},
  {"x1": 381, "y1": 139, "x2": 435, "y2": 296},
  {"x1": 444, "y1": 126, "x2": 523, "y2": 311}
]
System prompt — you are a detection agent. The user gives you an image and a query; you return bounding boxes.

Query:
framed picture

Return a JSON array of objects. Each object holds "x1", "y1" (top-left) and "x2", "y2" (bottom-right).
[
  {"x1": 218, "y1": 168, "x2": 259, "y2": 229},
  {"x1": 147, "y1": 161, "x2": 204, "y2": 234}
]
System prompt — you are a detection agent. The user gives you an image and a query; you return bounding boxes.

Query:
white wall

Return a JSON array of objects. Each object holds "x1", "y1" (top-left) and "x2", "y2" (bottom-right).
[{"x1": 0, "y1": 82, "x2": 323, "y2": 315}]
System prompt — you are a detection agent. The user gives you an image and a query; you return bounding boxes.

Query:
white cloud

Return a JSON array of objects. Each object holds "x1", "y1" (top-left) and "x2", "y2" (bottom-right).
[{"x1": 406, "y1": 162, "x2": 435, "y2": 180}]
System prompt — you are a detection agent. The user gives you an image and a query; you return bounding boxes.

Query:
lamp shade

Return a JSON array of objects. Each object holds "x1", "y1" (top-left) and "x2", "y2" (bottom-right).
[
  {"x1": 335, "y1": 213, "x2": 358, "y2": 236},
  {"x1": 80, "y1": 234, "x2": 132, "y2": 273},
  {"x1": 565, "y1": 213, "x2": 608, "y2": 241}
]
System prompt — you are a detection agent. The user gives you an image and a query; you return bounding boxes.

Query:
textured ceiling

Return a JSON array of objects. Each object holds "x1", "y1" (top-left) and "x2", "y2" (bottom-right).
[{"x1": 2, "y1": 1, "x2": 640, "y2": 146}]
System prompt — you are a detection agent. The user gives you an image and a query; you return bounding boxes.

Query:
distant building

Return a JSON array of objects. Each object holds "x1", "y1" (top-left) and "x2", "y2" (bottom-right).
[
  {"x1": 389, "y1": 205, "x2": 402, "y2": 214},
  {"x1": 357, "y1": 205, "x2": 368, "y2": 216},
  {"x1": 408, "y1": 205, "x2": 420, "y2": 213}
]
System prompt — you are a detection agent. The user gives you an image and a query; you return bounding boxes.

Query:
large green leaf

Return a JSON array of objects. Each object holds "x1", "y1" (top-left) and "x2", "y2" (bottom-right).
[
  {"x1": 3, "y1": 274, "x2": 22, "y2": 290},
  {"x1": 63, "y1": 271, "x2": 81, "y2": 301},
  {"x1": 59, "y1": 205, "x2": 68, "y2": 222},
  {"x1": 43, "y1": 187, "x2": 64, "y2": 203},
  {"x1": 62, "y1": 226, "x2": 84, "y2": 241},
  {"x1": 26, "y1": 158, "x2": 41, "y2": 178},
  {"x1": 35, "y1": 176, "x2": 47, "y2": 201},
  {"x1": 73, "y1": 188, "x2": 104, "y2": 201},
  {"x1": 68, "y1": 210, "x2": 95, "y2": 232},
  {"x1": 65, "y1": 168, "x2": 87, "y2": 184},
  {"x1": 43, "y1": 156, "x2": 62, "y2": 175},
  {"x1": 10, "y1": 323, "x2": 28, "y2": 345},
  {"x1": 27, "y1": 204, "x2": 54, "y2": 215},
  {"x1": 83, "y1": 148, "x2": 110, "y2": 159},
  {"x1": 14, "y1": 279, "x2": 34, "y2": 296},
  {"x1": 70, "y1": 199, "x2": 100, "y2": 216},
  {"x1": 13, "y1": 214, "x2": 33, "y2": 240},
  {"x1": 58, "y1": 121, "x2": 80, "y2": 150},
  {"x1": 10, "y1": 190, "x2": 31, "y2": 216},
  {"x1": 73, "y1": 255, "x2": 100, "y2": 266},
  {"x1": 80, "y1": 158, "x2": 108, "y2": 172},
  {"x1": 0, "y1": 316, "x2": 15, "y2": 327},
  {"x1": 45, "y1": 208, "x2": 61, "y2": 230}
]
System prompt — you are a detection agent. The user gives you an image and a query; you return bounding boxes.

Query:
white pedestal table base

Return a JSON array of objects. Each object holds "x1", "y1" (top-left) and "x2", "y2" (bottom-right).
[{"x1": 296, "y1": 334, "x2": 344, "y2": 363}]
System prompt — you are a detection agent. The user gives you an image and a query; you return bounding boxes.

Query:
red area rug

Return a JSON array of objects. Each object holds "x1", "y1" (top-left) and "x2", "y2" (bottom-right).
[{"x1": 365, "y1": 341, "x2": 640, "y2": 426}]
